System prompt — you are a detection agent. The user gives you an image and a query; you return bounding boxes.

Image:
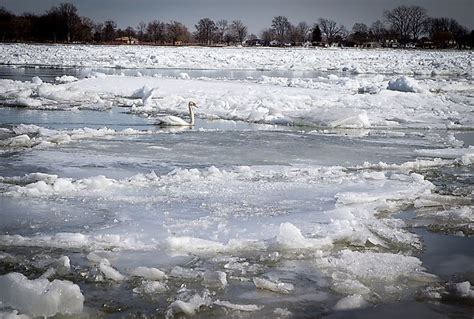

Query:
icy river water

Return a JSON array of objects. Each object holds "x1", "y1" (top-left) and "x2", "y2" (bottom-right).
[{"x1": 0, "y1": 64, "x2": 473, "y2": 318}]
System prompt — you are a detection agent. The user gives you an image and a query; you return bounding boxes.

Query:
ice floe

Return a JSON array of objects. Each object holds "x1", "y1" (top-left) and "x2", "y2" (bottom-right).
[
  {"x1": 132, "y1": 280, "x2": 169, "y2": 295},
  {"x1": 98, "y1": 258, "x2": 126, "y2": 282},
  {"x1": 253, "y1": 277, "x2": 295, "y2": 294},
  {"x1": 214, "y1": 300, "x2": 263, "y2": 312},
  {"x1": 316, "y1": 250, "x2": 431, "y2": 284},
  {"x1": 415, "y1": 146, "x2": 474, "y2": 165},
  {"x1": 0, "y1": 124, "x2": 155, "y2": 150},
  {"x1": 0, "y1": 272, "x2": 84, "y2": 317},
  {"x1": 203, "y1": 271, "x2": 228, "y2": 289},
  {"x1": 167, "y1": 290, "x2": 211, "y2": 317},
  {"x1": 130, "y1": 266, "x2": 167, "y2": 280},
  {"x1": 0, "y1": 164, "x2": 439, "y2": 254},
  {"x1": 1, "y1": 71, "x2": 472, "y2": 129}
]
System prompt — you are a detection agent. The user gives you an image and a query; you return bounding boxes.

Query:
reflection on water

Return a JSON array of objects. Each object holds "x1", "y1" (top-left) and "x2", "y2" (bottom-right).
[
  {"x1": 1, "y1": 64, "x2": 465, "y2": 84},
  {"x1": 415, "y1": 229, "x2": 474, "y2": 282},
  {"x1": 326, "y1": 300, "x2": 473, "y2": 319},
  {"x1": 0, "y1": 65, "x2": 82, "y2": 83},
  {"x1": 456, "y1": 132, "x2": 474, "y2": 147}
]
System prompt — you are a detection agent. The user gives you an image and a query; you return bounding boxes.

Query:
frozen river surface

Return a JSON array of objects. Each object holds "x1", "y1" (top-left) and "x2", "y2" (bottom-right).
[{"x1": 0, "y1": 45, "x2": 473, "y2": 318}]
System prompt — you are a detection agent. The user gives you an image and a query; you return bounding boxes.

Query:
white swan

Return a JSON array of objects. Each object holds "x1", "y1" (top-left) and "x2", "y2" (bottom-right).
[{"x1": 155, "y1": 101, "x2": 198, "y2": 126}]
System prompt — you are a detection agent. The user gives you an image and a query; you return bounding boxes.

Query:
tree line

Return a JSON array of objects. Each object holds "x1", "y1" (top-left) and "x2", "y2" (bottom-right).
[{"x1": 0, "y1": 3, "x2": 473, "y2": 48}]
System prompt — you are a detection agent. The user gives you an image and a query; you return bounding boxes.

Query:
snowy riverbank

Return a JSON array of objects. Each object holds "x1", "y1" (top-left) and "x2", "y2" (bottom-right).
[{"x1": 1, "y1": 44, "x2": 472, "y2": 75}]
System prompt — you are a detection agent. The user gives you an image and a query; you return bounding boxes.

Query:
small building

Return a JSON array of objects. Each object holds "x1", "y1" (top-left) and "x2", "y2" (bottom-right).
[
  {"x1": 384, "y1": 39, "x2": 398, "y2": 48},
  {"x1": 245, "y1": 38, "x2": 263, "y2": 46},
  {"x1": 311, "y1": 41, "x2": 326, "y2": 47},
  {"x1": 269, "y1": 40, "x2": 280, "y2": 46},
  {"x1": 361, "y1": 41, "x2": 381, "y2": 49},
  {"x1": 114, "y1": 36, "x2": 139, "y2": 44}
]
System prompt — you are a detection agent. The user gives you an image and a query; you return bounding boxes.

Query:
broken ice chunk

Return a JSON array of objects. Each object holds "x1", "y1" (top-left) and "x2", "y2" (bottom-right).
[
  {"x1": 99, "y1": 259, "x2": 126, "y2": 282},
  {"x1": 167, "y1": 291, "x2": 211, "y2": 316},
  {"x1": 132, "y1": 281, "x2": 168, "y2": 295},
  {"x1": 203, "y1": 271, "x2": 227, "y2": 289},
  {"x1": 130, "y1": 266, "x2": 167, "y2": 280},
  {"x1": 0, "y1": 272, "x2": 84, "y2": 317},
  {"x1": 253, "y1": 277, "x2": 294, "y2": 294},
  {"x1": 214, "y1": 300, "x2": 263, "y2": 312},
  {"x1": 333, "y1": 294, "x2": 369, "y2": 311}
]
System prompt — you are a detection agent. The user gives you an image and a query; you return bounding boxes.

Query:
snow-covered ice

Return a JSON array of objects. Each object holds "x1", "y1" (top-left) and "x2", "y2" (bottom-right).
[{"x1": 0, "y1": 44, "x2": 471, "y2": 75}]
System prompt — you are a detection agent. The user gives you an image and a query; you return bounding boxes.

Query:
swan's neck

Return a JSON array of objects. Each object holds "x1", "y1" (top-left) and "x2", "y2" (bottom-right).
[{"x1": 188, "y1": 105, "x2": 195, "y2": 125}]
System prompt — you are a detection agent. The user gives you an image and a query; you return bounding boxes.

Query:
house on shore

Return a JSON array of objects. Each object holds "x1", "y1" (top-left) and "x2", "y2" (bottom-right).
[
  {"x1": 361, "y1": 41, "x2": 382, "y2": 48},
  {"x1": 114, "y1": 36, "x2": 139, "y2": 44}
]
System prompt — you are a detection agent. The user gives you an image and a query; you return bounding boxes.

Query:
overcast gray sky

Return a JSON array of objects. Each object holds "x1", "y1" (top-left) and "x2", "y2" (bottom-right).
[{"x1": 1, "y1": 0, "x2": 473, "y2": 34}]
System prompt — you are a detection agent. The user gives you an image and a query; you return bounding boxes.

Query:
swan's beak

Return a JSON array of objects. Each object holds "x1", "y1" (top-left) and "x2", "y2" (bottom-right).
[{"x1": 189, "y1": 101, "x2": 198, "y2": 108}]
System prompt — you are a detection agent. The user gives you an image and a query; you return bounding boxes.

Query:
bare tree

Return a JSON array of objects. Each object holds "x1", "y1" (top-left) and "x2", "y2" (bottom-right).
[
  {"x1": 311, "y1": 24, "x2": 322, "y2": 42},
  {"x1": 137, "y1": 21, "x2": 146, "y2": 42},
  {"x1": 427, "y1": 17, "x2": 468, "y2": 48},
  {"x1": 287, "y1": 24, "x2": 299, "y2": 45},
  {"x1": 427, "y1": 17, "x2": 450, "y2": 36},
  {"x1": 147, "y1": 20, "x2": 165, "y2": 44},
  {"x1": 318, "y1": 18, "x2": 345, "y2": 44},
  {"x1": 125, "y1": 26, "x2": 135, "y2": 43},
  {"x1": 384, "y1": 6, "x2": 410, "y2": 43},
  {"x1": 103, "y1": 20, "x2": 117, "y2": 42},
  {"x1": 0, "y1": 7, "x2": 14, "y2": 41},
  {"x1": 351, "y1": 22, "x2": 369, "y2": 44},
  {"x1": 13, "y1": 14, "x2": 32, "y2": 42},
  {"x1": 296, "y1": 21, "x2": 310, "y2": 43},
  {"x1": 195, "y1": 18, "x2": 217, "y2": 45},
  {"x1": 271, "y1": 16, "x2": 290, "y2": 43},
  {"x1": 166, "y1": 21, "x2": 189, "y2": 45},
  {"x1": 370, "y1": 20, "x2": 386, "y2": 42},
  {"x1": 427, "y1": 17, "x2": 466, "y2": 38},
  {"x1": 287, "y1": 23, "x2": 309, "y2": 45},
  {"x1": 260, "y1": 28, "x2": 274, "y2": 46},
  {"x1": 408, "y1": 6, "x2": 428, "y2": 41},
  {"x1": 57, "y1": 3, "x2": 80, "y2": 42},
  {"x1": 352, "y1": 23, "x2": 368, "y2": 34},
  {"x1": 216, "y1": 19, "x2": 228, "y2": 43},
  {"x1": 76, "y1": 16, "x2": 93, "y2": 42},
  {"x1": 230, "y1": 20, "x2": 247, "y2": 44},
  {"x1": 384, "y1": 5, "x2": 427, "y2": 43},
  {"x1": 92, "y1": 22, "x2": 103, "y2": 42},
  {"x1": 45, "y1": 3, "x2": 81, "y2": 42}
]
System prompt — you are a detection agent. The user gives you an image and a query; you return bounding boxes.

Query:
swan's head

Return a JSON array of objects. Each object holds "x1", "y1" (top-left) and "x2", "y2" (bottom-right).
[{"x1": 188, "y1": 101, "x2": 198, "y2": 108}]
